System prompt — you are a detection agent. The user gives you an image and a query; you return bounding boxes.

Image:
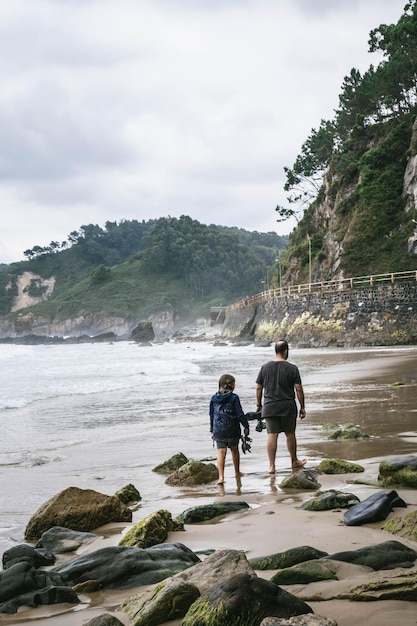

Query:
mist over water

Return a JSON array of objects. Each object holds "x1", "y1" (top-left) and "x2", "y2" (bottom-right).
[{"x1": 1, "y1": 340, "x2": 416, "y2": 559}]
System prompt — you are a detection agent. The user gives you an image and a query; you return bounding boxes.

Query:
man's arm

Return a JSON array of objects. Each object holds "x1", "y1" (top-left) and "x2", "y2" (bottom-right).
[
  {"x1": 295, "y1": 383, "x2": 306, "y2": 419},
  {"x1": 255, "y1": 383, "x2": 263, "y2": 411}
]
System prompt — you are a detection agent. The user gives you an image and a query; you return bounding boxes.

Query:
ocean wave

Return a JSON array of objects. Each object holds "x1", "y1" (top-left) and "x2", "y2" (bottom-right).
[{"x1": 0, "y1": 453, "x2": 61, "y2": 468}]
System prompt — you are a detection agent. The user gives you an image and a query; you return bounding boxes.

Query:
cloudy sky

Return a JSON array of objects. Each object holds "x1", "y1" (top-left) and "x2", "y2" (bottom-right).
[{"x1": 0, "y1": 0, "x2": 407, "y2": 263}]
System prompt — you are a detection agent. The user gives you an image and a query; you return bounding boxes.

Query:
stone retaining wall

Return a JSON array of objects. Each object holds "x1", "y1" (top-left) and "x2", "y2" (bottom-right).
[{"x1": 222, "y1": 282, "x2": 417, "y2": 347}]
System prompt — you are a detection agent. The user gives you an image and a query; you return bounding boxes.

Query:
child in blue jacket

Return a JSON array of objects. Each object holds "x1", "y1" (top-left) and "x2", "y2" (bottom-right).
[{"x1": 209, "y1": 373, "x2": 250, "y2": 484}]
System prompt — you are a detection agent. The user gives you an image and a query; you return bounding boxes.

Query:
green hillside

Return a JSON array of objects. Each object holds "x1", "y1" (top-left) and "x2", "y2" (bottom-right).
[{"x1": 0, "y1": 216, "x2": 287, "y2": 322}]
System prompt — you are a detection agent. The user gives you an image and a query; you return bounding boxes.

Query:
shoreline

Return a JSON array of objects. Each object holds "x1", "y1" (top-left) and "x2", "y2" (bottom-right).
[
  {"x1": 1, "y1": 345, "x2": 417, "y2": 625},
  {"x1": 2, "y1": 456, "x2": 417, "y2": 626}
]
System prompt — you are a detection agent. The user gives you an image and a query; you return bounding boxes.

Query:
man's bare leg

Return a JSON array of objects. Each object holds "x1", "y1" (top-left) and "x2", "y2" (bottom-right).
[
  {"x1": 267, "y1": 433, "x2": 278, "y2": 473},
  {"x1": 286, "y1": 432, "x2": 307, "y2": 469}
]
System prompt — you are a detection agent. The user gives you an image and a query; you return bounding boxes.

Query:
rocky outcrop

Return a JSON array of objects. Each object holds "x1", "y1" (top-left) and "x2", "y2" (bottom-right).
[
  {"x1": 24, "y1": 487, "x2": 132, "y2": 541},
  {"x1": 153, "y1": 452, "x2": 189, "y2": 474},
  {"x1": 131, "y1": 320, "x2": 155, "y2": 343}
]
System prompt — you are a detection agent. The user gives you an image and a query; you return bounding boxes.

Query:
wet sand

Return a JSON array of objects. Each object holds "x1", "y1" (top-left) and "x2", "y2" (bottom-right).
[{"x1": 2, "y1": 347, "x2": 417, "y2": 626}]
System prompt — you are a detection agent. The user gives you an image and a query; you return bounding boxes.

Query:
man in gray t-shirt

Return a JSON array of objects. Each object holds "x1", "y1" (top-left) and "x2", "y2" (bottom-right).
[{"x1": 256, "y1": 340, "x2": 306, "y2": 473}]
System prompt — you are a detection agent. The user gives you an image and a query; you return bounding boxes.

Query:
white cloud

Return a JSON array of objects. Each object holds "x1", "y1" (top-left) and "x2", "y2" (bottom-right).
[{"x1": 0, "y1": 0, "x2": 407, "y2": 262}]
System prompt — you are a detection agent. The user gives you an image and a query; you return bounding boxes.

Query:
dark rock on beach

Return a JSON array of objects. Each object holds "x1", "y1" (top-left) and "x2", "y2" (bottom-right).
[
  {"x1": 36, "y1": 526, "x2": 101, "y2": 554},
  {"x1": 24, "y1": 486, "x2": 133, "y2": 541},
  {"x1": 177, "y1": 502, "x2": 250, "y2": 523},
  {"x1": 0, "y1": 561, "x2": 74, "y2": 614},
  {"x1": 83, "y1": 615, "x2": 126, "y2": 626},
  {"x1": 327, "y1": 539, "x2": 417, "y2": 570},
  {"x1": 343, "y1": 490, "x2": 407, "y2": 526},
  {"x1": 249, "y1": 546, "x2": 328, "y2": 571},
  {"x1": 2, "y1": 544, "x2": 55, "y2": 569},
  {"x1": 52, "y1": 542, "x2": 201, "y2": 589}
]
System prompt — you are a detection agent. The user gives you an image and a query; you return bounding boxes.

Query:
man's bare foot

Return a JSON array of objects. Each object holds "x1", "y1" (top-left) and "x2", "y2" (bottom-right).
[
  {"x1": 216, "y1": 478, "x2": 224, "y2": 485},
  {"x1": 292, "y1": 458, "x2": 307, "y2": 470},
  {"x1": 268, "y1": 467, "x2": 276, "y2": 474},
  {"x1": 235, "y1": 471, "x2": 245, "y2": 477}
]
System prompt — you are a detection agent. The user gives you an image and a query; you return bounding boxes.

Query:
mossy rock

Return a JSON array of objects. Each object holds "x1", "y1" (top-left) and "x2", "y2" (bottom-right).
[
  {"x1": 153, "y1": 453, "x2": 189, "y2": 474},
  {"x1": 114, "y1": 483, "x2": 141, "y2": 505},
  {"x1": 378, "y1": 456, "x2": 417, "y2": 488},
  {"x1": 318, "y1": 459, "x2": 364, "y2": 474},
  {"x1": 119, "y1": 509, "x2": 183, "y2": 548},
  {"x1": 380, "y1": 511, "x2": 417, "y2": 541},
  {"x1": 390, "y1": 381, "x2": 406, "y2": 387},
  {"x1": 177, "y1": 502, "x2": 249, "y2": 524},
  {"x1": 270, "y1": 559, "x2": 337, "y2": 585},
  {"x1": 300, "y1": 489, "x2": 360, "y2": 511},
  {"x1": 249, "y1": 545, "x2": 328, "y2": 570},
  {"x1": 165, "y1": 460, "x2": 218, "y2": 486},
  {"x1": 328, "y1": 428, "x2": 369, "y2": 440}
]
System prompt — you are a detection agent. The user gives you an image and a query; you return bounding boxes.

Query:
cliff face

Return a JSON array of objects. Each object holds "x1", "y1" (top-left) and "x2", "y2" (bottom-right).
[{"x1": 283, "y1": 115, "x2": 417, "y2": 287}]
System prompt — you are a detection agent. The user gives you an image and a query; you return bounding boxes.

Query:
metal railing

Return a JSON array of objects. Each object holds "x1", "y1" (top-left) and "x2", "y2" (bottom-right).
[{"x1": 226, "y1": 270, "x2": 417, "y2": 311}]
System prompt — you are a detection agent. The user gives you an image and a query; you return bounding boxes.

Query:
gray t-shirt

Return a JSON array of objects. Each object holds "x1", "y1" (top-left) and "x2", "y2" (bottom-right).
[{"x1": 256, "y1": 360, "x2": 301, "y2": 418}]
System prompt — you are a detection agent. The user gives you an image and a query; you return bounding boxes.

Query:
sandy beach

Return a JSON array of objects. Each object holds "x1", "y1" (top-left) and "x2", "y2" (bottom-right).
[{"x1": 1, "y1": 345, "x2": 417, "y2": 626}]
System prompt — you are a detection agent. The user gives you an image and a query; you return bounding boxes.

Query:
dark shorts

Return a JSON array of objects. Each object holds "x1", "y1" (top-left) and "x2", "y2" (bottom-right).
[
  {"x1": 265, "y1": 415, "x2": 296, "y2": 434},
  {"x1": 215, "y1": 439, "x2": 239, "y2": 449}
]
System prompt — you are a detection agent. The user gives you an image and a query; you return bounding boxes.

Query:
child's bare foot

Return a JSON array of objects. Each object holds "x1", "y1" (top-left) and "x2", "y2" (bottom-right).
[
  {"x1": 292, "y1": 458, "x2": 307, "y2": 470},
  {"x1": 216, "y1": 478, "x2": 224, "y2": 485},
  {"x1": 235, "y1": 471, "x2": 245, "y2": 477},
  {"x1": 268, "y1": 467, "x2": 276, "y2": 474}
]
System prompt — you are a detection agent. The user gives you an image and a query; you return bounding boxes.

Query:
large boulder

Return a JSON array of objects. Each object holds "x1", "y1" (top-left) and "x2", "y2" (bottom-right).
[
  {"x1": 343, "y1": 490, "x2": 407, "y2": 526},
  {"x1": 119, "y1": 510, "x2": 183, "y2": 549},
  {"x1": 165, "y1": 460, "x2": 218, "y2": 486},
  {"x1": 24, "y1": 487, "x2": 132, "y2": 541},
  {"x1": 52, "y1": 542, "x2": 200, "y2": 589},
  {"x1": 181, "y1": 572, "x2": 313, "y2": 626}
]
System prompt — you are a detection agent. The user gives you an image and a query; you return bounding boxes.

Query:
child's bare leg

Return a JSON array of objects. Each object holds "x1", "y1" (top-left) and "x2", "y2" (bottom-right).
[
  {"x1": 230, "y1": 445, "x2": 243, "y2": 477},
  {"x1": 216, "y1": 448, "x2": 227, "y2": 484}
]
